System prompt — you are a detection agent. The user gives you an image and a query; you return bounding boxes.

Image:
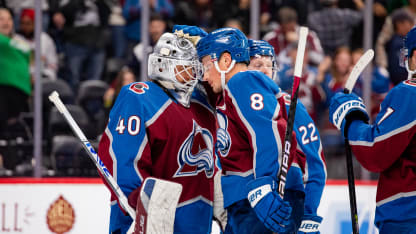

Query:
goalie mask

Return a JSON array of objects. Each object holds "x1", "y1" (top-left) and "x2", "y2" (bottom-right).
[
  {"x1": 148, "y1": 32, "x2": 203, "y2": 107},
  {"x1": 401, "y1": 26, "x2": 416, "y2": 79},
  {"x1": 248, "y1": 39, "x2": 279, "y2": 80}
]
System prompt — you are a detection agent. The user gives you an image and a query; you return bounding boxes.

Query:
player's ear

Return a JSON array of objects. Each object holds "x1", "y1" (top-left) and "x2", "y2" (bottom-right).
[
  {"x1": 411, "y1": 50, "x2": 416, "y2": 69},
  {"x1": 220, "y1": 52, "x2": 232, "y2": 67}
]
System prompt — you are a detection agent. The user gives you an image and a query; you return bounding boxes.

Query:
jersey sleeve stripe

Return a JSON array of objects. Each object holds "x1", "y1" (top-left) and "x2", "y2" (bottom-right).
[
  {"x1": 377, "y1": 191, "x2": 416, "y2": 206},
  {"x1": 133, "y1": 136, "x2": 148, "y2": 182},
  {"x1": 105, "y1": 125, "x2": 118, "y2": 182},
  {"x1": 349, "y1": 119, "x2": 416, "y2": 147},
  {"x1": 145, "y1": 99, "x2": 172, "y2": 127}
]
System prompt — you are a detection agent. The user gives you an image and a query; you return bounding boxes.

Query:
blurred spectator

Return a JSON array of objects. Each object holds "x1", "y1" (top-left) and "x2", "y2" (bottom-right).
[
  {"x1": 370, "y1": 66, "x2": 390, "y2": 120},
  {"x1": 174, "y1": 0, "x2": 212, "y2": 31},
  {"x1": 264, "y1": 0, "x2": 322, "y2": 26},
  {"x1": 123, "y1": 0, "x2": 173, "y2": 59},
  {"x1": 0, "y1": 8, "x2": 31, "y2": 136},
  {"x1": 382, "y1": 8, "x2": 414, "y2": 85},
  {"x1": 223, "y1": 18, "x2": 244, "y2": 33},
  {"x1": 4, "y1": 0, "x2": 50, "y2": 31},
  {"x1": 103, "y1": 66, "x2": 136, "y2": 110},
  {"x1": 320, "y1": 47, "x2": 354, "y2": 103},
  {"x1": 263, "y1": 6, "x2": 324, "y2": 67},
  {"x1": 108, "y1": 0, "x2": 127, "y2": 58},
  {"x1": 15, "y1": 8, "x2": 58, "y2": 80},
  {"x1": 129, "y1": 13, "x2": 167, "y2": 78},
  {"x1": 55, "y1": 0, "x2": 111, "y2": 91},
  {"x1": 231, "y1": 0, "x2": 250, "y2": 34},
  {"x1": 351, "y1": 48, "x2": 391, "y2": 120},
  {"x1": 376, "y1": 0, "x2": 416, "y2": 68},
  {"x1": 314, "y1": 47, "x2": 354, "y2": 152},
  {"x1": 277, "y1": 42, "x2": 324, "y2": 121},
  {"x1": 307, "y1": 0, "x2": 364, "y2": 56}
]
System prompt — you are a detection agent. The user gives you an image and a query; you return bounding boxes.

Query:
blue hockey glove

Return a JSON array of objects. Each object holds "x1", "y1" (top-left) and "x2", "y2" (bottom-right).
[
  {"x1": 298, "y1": 215, "x2": 322, "y2": 233},
  {"x1": 329, "y1": 92, "x2": 369, "y2": 137},
  {"x1": 246, "y1": 176, "x2": 292, "y2": 233},
  {"x1": 173, "y1": 25, "x2": 207, "y2": 45}
]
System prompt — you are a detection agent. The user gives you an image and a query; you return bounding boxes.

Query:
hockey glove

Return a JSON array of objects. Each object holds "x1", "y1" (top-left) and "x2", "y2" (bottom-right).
[
  {"x1": 329, "y1": 92, "x2": 369, "y2": 138},
  {"x1": 246, "y1": 176, "x2": 292, "y2": 233},
  {"x1": 298, "y1": 215, "x2": 322, "y2": 233},
  {"x1": 173, "y1": 25, "x2": 208, "y2": 45}
]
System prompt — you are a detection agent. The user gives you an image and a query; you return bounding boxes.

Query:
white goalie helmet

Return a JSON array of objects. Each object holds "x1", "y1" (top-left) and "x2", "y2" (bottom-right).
[{"x1": 148, "y1": 32, "x2": 203, "y2": 107}]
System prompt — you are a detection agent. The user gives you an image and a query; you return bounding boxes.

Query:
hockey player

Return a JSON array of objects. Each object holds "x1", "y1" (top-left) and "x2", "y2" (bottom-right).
[
  {"x1": 248, "y1": 39, "x2": 326, "y2": 233},
  {"x1": 329, "y1": 26, "x2": 416, "y2": 233},
  {"x1": 177, "y1": 25, "x2": 306, "y2": 233},
  {"x1": 97, "y1": 32, "x2": 217, "y2": 233}
]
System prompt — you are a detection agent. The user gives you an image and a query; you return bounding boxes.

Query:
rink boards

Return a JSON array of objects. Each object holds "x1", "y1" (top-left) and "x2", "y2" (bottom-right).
[{"x1": 0, "y1": 178, "x2": 378, "y2": 234}]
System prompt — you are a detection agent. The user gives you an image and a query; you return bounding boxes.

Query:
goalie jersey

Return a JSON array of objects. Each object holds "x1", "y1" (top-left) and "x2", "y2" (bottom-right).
[
  {"x1": 347, "y1": 80, "x2": 416, "y2": 227},
  {"x1": 98, "y1": 81, "x2": 217, "y2": 233},
  {"x1": 215, "y1": 70, "x2": 305, "y2": 208}
]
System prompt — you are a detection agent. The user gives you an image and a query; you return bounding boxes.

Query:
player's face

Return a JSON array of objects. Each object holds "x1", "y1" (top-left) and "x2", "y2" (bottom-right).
[
  {"x1": 248, "y1": 56, "x2": 274, "y2": 79},
  {"x1": 409, "y1": 50, "x2": 416, "y2": 70},
  {"x1": 175, "y1": 65, "x2": 195, "y2": 83},
  {"x1": 202, "y1": 56, "x2": 222, "y2": 93}
]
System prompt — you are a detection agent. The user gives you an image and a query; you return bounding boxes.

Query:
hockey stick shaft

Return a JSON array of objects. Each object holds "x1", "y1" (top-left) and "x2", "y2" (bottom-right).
[
  {"x1": 277, "y1": 26, "x2": 308, "y2": 198},
  {"x1": 344, "y1": 139, "x2": 359, "y2": 234},
  {"x1": 48, "y1": 91, "x2": 136, "y2": 220},
  {"x1": 342, "y1": 49, "x2": 374, "y2": 234}
]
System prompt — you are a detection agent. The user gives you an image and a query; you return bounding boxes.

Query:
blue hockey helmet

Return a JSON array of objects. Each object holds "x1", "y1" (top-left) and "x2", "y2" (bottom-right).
[
  {"x1": 404, "y1": 26, "x2": 416, "y2": 58},
  {"x1": 401, "y1": 26, "x2": 416, "y2": 79},
  {"x1": 248, "y1": 39, "x2": 276, "y2": 58},
  {"x1": 248, "y1": 39, "x2": 279, "y2": 80},
  {"x1": 196, "y1": 27, "x2": 249, "y2": 63}
]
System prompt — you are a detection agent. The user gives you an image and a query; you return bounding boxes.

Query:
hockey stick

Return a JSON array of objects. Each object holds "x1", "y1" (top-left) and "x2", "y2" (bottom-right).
[
  {"x1": 343, "y1": 49, "x2": 374, "y2": 234},
  {"x1": 277, "y1": 26, "x2": 308, "y2": 198},
  {"x1": 48, "y1": 91, "x2": 136, "y2": 220}
]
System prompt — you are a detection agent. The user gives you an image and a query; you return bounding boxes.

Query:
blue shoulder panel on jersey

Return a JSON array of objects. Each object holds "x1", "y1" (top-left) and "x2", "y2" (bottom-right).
[
  {"x1": 107, "y1": 81, "x2": 170, "y2": 196},
  {"x1": 226, "y1": 70, "x2": 282, "y2": 179},
  {"x1": 348, "y1": 81, "x2": 416, "y2": 143}
]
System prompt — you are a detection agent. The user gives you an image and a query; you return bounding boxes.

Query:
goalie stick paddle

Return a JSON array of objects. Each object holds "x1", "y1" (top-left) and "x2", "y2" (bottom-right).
[
  {"x1": 343, "y1": 49, "x2": 374, "y2": 234},
  {"x1": 48, "y1": 91, "x2": 136, "y2": 220},
  {"x1": 277, "y1": 26, "x2": 308, "y2": 198}
]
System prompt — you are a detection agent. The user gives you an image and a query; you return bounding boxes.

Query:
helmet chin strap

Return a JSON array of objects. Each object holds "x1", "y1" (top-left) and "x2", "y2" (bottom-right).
[
  {"x1": 405, "y1": 60, "x2": 416, "y2": 79},
  {"x1": 214, "y1": 60, "x2": 236, "y2": 90}
]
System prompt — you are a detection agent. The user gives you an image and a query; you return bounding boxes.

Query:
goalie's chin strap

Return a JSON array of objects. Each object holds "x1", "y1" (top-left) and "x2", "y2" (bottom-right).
[{"x1": 214, "y1": 60, "x2": 236, "y2": 91}]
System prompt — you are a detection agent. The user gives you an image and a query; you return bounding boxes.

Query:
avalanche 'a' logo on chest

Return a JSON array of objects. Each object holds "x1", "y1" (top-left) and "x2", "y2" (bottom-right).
[{"x1": 174, "y1": 120, "x2": 214, "y2": 178}]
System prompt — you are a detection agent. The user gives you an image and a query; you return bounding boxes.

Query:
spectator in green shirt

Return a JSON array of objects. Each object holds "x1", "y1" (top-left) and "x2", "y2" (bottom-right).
[{"x1": 0, "y1": 7, "x2": 31, "y2": 136}]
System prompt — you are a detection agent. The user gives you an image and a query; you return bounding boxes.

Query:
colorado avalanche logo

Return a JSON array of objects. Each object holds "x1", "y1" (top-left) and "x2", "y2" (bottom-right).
[
  {"x1": 216, "y1": 111, "x2": 231, "y2": 157},
  {"x1": 174, "y1": 120, "x2": 214, "y2": 178},
  {"x1": 129, "y1": 82, "x2": 149, "y2": 94}
]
